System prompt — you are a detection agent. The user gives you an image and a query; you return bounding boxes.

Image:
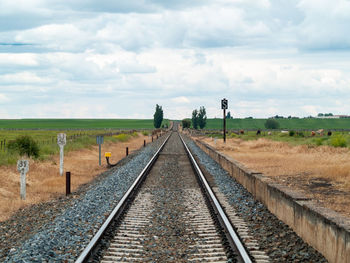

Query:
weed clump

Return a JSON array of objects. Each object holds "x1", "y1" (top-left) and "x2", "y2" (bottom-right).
[
  {"x1": 331, "y1": 135, "x2": 347, "y2": 147},
  {"x1": 7, "y1": 135, "x2": 40, "y2": 158},
  {"x1": 113, "y1": 133, "x2": 131, "y2": 142},
  {"x1": 289, "y1": 130, "x2": 295, "y2": 136},
  {"x1": 314, "y1": 138, "x2": 323, "y2": 146}
]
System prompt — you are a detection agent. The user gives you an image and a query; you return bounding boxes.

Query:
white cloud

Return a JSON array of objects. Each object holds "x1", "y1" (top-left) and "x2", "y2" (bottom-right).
[
  {"x1": 0, "y1": 94, "x2": 10, "y2": 103},
  {"x1": 0, "y1": 53, "x2": 38, "y2": 66},
  {"x1": 171, "y1": 96, "x2": 190, "y2": 104},
  {"x1": 1, "y1": 0, "x2": 350, "y2": 119}
]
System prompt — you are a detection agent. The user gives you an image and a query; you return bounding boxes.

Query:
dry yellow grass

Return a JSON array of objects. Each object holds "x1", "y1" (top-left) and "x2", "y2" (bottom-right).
[
  {"x1": 201, "y1": 137, "x2": 350, "y2": 218},
  {"x1": 0, "y1": 134, "x2": 149, "y2": 222}
]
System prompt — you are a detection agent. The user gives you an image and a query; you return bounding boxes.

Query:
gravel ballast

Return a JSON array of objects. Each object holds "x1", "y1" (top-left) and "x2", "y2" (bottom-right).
[
  {"x1": 184, "y1": 137, "x2": 328, "y2": 263},
  {"x1": 1, "y1": 136, "x2": 166, "y2": 262}
]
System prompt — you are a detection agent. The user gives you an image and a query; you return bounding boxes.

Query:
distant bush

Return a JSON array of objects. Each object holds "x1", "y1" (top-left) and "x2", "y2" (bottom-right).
[
  {"x1": 7, "y1": 135, "x2": 40, "y2": 158},
  {"x1": 264, "y1": 119, "x2": 280, "y2": 129},
  {"x1": 296, "y1": 131, "x2": 304, "y2": 137},
  {"x1": 331, "y1": 135, "x2": 347, "y2": 147},
  {"x1": 289, "y1": 130, "x2": 295, "y2": 136}
]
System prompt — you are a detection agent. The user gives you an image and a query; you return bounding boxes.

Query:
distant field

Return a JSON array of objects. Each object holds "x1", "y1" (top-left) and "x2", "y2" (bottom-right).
[
  {"x1": 205, "y1": 118, "x2": 350, "y2": 130},
  {"x1": 0, "y1": 119, "x2": 169, "y2": 129}
]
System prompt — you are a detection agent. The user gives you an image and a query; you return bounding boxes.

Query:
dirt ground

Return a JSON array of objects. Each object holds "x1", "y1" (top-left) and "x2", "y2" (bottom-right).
[
  {"x1": 199, "y1": 136, "x2": 350, "y2": 219},
  {"x1": 0, "y1": 134, "x2": 150, "y2": 222}
]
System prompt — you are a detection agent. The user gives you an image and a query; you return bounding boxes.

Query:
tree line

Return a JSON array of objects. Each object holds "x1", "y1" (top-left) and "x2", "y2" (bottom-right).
[{"x1": 181, "y1": 106, "x2": 207, "y2": 129}]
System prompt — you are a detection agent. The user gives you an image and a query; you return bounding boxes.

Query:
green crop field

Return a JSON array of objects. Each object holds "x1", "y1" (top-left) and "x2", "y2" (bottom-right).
[
  {"x1": 205, "y1": 118, "x2": 350, "y2": 130},
  {"x1": 0, "y1": 119, "x2": 169, "y2": 129},
  {"x1": 0, "y1": 119, "x2": 169, "y2": 166}
]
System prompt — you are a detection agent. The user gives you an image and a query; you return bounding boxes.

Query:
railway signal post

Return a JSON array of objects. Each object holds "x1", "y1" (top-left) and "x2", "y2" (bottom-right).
[{"x1": 221, "y1": 98, "x2": 228, "y2": 143}]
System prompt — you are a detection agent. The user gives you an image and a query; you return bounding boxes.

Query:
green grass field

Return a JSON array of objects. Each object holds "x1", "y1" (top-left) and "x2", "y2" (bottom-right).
[
  {"x1": 0, "y1": 119, "x2": 168, "y2": 166},
  {"x1": 0, "y1": 119, "x2": 169, "y2": 129},
  {"x1": 205, "y1": 118, "x2": 350, "y2": 130}
]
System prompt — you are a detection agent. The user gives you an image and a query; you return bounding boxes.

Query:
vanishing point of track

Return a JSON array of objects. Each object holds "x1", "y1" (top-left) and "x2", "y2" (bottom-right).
[{"x1": 75, "y1": 129, "x2": 254, "y2": 263}]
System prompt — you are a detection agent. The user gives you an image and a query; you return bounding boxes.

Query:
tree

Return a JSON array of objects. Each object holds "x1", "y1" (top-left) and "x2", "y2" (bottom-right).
[
  {"x1": 192, "y1": 109, "x2": 199, "y2": 129},
  {"x1": 226, "y1": 111, "x2": 232, "y2": 119},
  {"x1": 182, "y1": 119, "x2": 191, "y2": 129},
  {"x1": 318, "y1": 113, "x2": 324, "y2": 117},
  {"x1": 153, "y1": 104, "x2": 163, "y2": 128},
  {"x1": 264, "y1": 119, "x2": 280, "y2": 129},
  {"x1": 198, "y1": 106, "x2": 207, "y2": 129}
]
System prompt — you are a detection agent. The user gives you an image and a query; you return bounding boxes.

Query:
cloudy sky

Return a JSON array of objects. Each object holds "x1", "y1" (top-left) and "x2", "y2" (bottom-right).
[{"x1": 0, "y1": 0, "x2": 350, "y2": 119}]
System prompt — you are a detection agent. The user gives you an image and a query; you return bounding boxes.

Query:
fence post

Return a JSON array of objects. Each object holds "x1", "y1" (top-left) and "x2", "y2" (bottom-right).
[
  {"x1": 126, "y1": 147, "x2": 129, "y2": 156},
  {"x1": 66, "y1": 172, "x2": 71, "y2": 195},
  {"x1": 144, "y1": 140, "x2": 146, "y2": 147}
]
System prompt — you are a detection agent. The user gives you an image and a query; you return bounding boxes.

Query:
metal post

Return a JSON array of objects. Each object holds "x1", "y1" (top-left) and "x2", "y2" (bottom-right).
[
  {"x1": 99, "y1": 144, "x2": 101, "y2": 166},
  {"x1": 223, "y1": 108, "x2": 226, "y2": 143},
  {"x1": 126, "y1": 147, "x2": 129, "y2": 156},
  {"x1": 144, "y1": 140, "x2": 146, "y2": 147},
  {"x1": 152, "y1": 136, "x2": 153, "y2": 142},
  {"x1": 66, "y1": 172, "x2": 71, "y2": 196}
]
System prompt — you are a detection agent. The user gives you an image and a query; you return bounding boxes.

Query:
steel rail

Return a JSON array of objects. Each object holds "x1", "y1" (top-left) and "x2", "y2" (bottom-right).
[
  {"x1": 75, "y1": 133, "x2": 171, "y2": 263},
  {"x1": 179, "y1": 134, "x2": 253, "y2": 263}
]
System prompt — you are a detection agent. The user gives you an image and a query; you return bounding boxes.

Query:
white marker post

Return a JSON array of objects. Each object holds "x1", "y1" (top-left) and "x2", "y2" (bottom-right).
[
  {"x1": 17, "y1": 159, "x2": 29, "y2": 200},
  {"x1": 57, "y1": 133, "x2": 66, "y2": 176}
]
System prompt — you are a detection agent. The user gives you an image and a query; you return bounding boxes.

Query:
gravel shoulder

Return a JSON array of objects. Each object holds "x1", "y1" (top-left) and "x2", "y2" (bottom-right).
[
  {"x1": 184, "y1": 136, "x2": 328, "y2": 263},
  {"x1": 1, "y1": 136, "x2": 167, "y2": 262}
]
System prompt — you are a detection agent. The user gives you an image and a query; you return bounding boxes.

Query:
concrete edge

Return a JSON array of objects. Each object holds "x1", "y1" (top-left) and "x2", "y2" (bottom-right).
[{"x1": 194, "y1": 138, "x2": 350, "y2": 263}]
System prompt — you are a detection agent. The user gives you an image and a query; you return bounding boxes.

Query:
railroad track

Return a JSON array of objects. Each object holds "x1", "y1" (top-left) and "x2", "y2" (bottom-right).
[{"x1": 75, "y1": 129, "x2": 266, "y2": 263}]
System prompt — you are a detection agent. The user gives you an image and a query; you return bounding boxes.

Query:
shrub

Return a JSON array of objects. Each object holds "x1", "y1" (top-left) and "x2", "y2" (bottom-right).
[
  {"x1": 229, "y1": 132, "x2": 238, "y2": 138},
  {"x1": 264, "y1": 119, "x2": 280, "y2": 129},
  {"x1": 142, "y1": 131, "x2": 150, "y2": 136},
  {"x1": 289, "y1": 130, "x2": 295, "y2": 136},
  {"x1": 331, "y1": 135, "x2": 347, "y2": 147},
  {"x1": 7, "y1": 135, "x2": 40, "y2": 158},
  {"x1": 314, "y1": 138, "x2": 323, "y2": 146}
]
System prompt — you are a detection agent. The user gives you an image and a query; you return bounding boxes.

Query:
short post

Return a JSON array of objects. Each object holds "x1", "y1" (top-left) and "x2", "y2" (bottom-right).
[
  {"x1": 152, "y1": 136, "x2": 153, "y2": 142},
  {"x1": 221, "y1": 98, "x2": 228, "y2": 143},
  {"x1": 17, "y1": 160, "x2": 29, "y2": 200},
  {"x1": 96, "y1": 135, "x2": 104, "y2": 166},
  {"x1": 57, "y1": 133, "x2": 66, "y2": 176},
  {"x1": 157, "y1": 135, "x2": 158, "y2": 139},
  {"x1": 144, "y1": 140, "x2": 146, "y2": 147},
  {"x1": 126, "y1": 147, "x2": 129, "y2": 156},
  {"x1": 66, "y1": 172, "x2": 71, "y2": 195}
]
